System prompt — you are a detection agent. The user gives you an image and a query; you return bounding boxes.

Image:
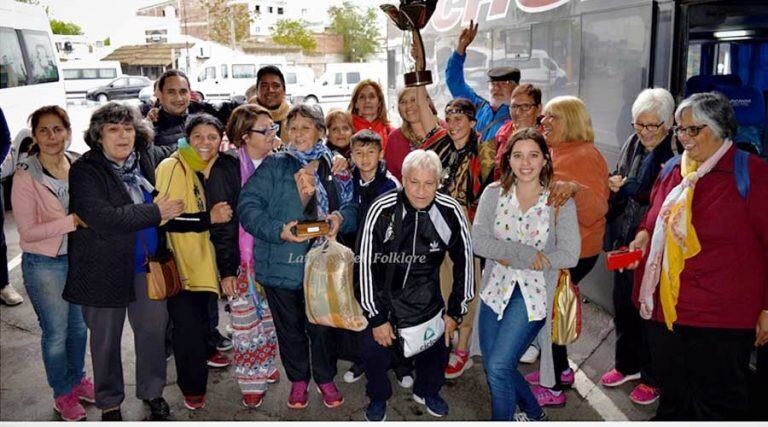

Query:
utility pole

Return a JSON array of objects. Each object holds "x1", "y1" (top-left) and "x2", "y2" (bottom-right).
[{"x1": 228, "y1": 4, "x2": 236, "y2": 51}]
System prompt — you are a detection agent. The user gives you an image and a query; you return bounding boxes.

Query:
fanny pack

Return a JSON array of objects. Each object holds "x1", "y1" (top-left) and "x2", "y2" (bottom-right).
[{"x1": 397, "y1": 309, "x2": 444, "y2": 357}]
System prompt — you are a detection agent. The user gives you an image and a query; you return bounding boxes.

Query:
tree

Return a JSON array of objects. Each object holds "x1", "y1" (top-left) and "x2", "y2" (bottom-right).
[
  {"x1": 199, "y1": 0, "x2": 252, "y2": 48},
  {"x1": 328, "y1": 1, "x2": 381, "y2": 62},
  {"x1": 271, "y1": 19, "x2": 316, "y2": 54},
  {"x1": 50, "y1": 19, "x2": 83, "y2": 35}
]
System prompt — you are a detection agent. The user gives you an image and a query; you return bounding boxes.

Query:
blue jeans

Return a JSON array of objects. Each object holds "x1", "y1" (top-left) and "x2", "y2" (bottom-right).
[
  {"x1": 479, "y1": 287, "x2": 545, "y2": 421},
  {"x1": 22, "y1": 253, "x2": 87, "y2": 397}
]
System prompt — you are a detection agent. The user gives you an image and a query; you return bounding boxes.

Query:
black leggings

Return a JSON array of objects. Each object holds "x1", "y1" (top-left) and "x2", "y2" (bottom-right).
[{"x1": 552, "y1": 255, "x2": 598, "y2": 388}]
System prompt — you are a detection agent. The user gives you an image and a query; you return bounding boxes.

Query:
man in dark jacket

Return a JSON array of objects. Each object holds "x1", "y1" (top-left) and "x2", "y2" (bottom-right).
[{"x1": 356, "y1": 149, "x2": 474, "y2": 421}]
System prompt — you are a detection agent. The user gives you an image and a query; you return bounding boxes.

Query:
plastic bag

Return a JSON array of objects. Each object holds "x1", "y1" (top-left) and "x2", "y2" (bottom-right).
[
  {"x1": 551, "y1": 269, "x2": 582, "y2": 345},
  {"x1": 304, "y1": 240, "x2": 368, "y2": 331}
]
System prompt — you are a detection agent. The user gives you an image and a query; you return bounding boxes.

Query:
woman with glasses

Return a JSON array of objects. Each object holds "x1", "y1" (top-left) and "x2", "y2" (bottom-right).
[
  {"x1": 493, "y1": 84, "x2": 544, "y2": 181},
  {"x1": 625, "y1": 92, "x2": 768, "y2": 420},
  {"x1": 599, "y1": 88, "x2": 682, "y2": 405},
  {"x1": 525, "y1": 96, "x2": 610, "y2": 407},
  {"x1": 238, "y1": 103, "x2": 358, "y2": 410}
]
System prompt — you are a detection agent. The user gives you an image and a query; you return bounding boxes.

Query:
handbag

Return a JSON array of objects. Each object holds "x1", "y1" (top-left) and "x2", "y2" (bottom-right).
[
  {"x1": 551, "y1": 207, "x2": 582, "y2": 345},
  {"x1": 145, "y1": 247, "x2": 182, "y2": 301}
]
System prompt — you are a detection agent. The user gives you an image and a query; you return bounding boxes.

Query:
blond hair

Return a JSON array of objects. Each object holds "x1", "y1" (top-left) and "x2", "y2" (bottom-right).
[{"x1": 543, "y1": 96, "x2": 595, "y2": 142}]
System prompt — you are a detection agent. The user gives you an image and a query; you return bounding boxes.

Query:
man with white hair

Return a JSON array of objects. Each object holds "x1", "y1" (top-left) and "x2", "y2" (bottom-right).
[{"x1": 356, "y1": 150, "x2": 474, "y2": 421}]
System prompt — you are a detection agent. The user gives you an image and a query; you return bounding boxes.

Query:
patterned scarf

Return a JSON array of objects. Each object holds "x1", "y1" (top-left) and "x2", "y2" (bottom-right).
[
  {"x1": 638, "y1": 139, "x2": 732, "y2": 330},
  {"x1": 107, "y1": 150, "x2": 154, "y2": 204},
  {"x1": 177, "y1": 137, "x2": 210, "y2": 172},
  {"x1": 286, "y1": 140, "x2": 334, "y2": 218}
]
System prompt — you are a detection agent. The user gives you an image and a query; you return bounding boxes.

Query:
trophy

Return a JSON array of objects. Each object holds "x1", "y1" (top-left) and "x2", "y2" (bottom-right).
[{"x1": 381, "y1": 0, "x2": 437, "y2": 87}]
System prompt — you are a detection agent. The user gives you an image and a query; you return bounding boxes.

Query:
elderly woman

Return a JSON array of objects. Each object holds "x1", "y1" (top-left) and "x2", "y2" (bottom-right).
[
  {"x1": 599, "y1": 88, "x2": 682, "y2": 405},
  {"x1": 349, "y1": 80, "x2": 393, "y2": 151},
  {"x1": 473, "y1": 128, "x2": 580, "y2": 421},
  {"x1": 525, "y1": 96, "x2": 610, "y2": 406},
  {"x1": 12, "y1": 106, "x2": 91, "y2": 421},
  {"x1": 63, "y1": 103, "x2": 183, "y2": 421},
  {"x1": 325, "y1": 109, "x2": 354, "y2": 159},
  {"x1": 627, "y1": 92, "x2": 768, "y2": 420},
  {"x1": 238, "y1": 103, "x2": 358, "y2": 410},
  {"x1": 494, "y1": 83, "x2": 543, "y2": 180}
]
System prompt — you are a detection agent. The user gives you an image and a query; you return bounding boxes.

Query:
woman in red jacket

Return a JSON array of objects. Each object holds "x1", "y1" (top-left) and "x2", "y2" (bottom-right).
[
  {"x1": 348, "y1": 80, "x2": 393, "y2": 152},
  {"x1": 627, "y1": 92, "x2": 768, "y2": 420}
]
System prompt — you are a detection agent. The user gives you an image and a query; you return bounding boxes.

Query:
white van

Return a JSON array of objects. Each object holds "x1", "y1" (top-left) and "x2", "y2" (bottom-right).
[
  {"x1": 194, "y1": 55, "x2": 287, "y2": 100},
  {"x1": 0, "y1": 0, "x2": 67, "y2": 181},
  {"x1": 496, "y1": 49, "x2": 567, "y2": 89},
  {"x1": 61, "y1": 59, "x2": 123, "y2": 99},
  {"x1": 283, "y1": 65, "x2": 314, "y2": 103},
  {"x1": 293, "y1": 63, "x2": 385, "y2": 105}
]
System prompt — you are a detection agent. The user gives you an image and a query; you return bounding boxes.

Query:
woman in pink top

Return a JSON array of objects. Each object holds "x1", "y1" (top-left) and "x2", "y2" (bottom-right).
[{"x1": 11, "y1": 106, "x2": 93, "y2": 421}]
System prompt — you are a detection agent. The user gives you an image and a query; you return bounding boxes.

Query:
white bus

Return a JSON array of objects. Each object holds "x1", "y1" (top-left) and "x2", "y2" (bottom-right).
[
  {"x1": 61, "y1": 59, "x2": 123, "y2": 99},
  {"x1": 0, "y1": 0, "x2": 67, "y2": 183}
]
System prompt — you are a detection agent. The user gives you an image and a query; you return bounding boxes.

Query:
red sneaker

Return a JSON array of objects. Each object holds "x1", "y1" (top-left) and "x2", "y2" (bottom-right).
[
  {"x1": 287, "y1": 381, "x2": 309, "y2": 409},
  {"x1": 54, "y1": 392, "x2": 86, "y2": 421},
  {"x1": 525, "y1": 369, "x2": 574, "y2": 387},
  {"x1": 600, "y1": 368, "x2": 641, "y2": 387},
  {"x1": 629, "y1": 383, "x2": 660, "y2": 405},
  {"x1": 206, "y1": 351, "x2": 231, "y2": 368},
  {"x1": 444, "y1": 351, "x2": 474, "y2": 379},
  {"x1": 316, "y1": 382, "x2": 344, "y2": 408},
  {"x1": 267, "y1": 369, "x2": 280, "y2": 384},
  {"x1": 184, "y1": 395, "x2": 206, "y2": 410},
  {"x1": 242, "y1": 393, "x2": 264, "y2": 408},
  {"x1": 72, "y1": 376, "x2": 95, "y2": 403},
  {"x1": 531, "y1": 385, "x2": 567, "y2": 407}
]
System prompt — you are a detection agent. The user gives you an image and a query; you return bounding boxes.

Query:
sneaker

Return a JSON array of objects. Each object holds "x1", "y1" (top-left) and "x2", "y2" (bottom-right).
[
  {"x1": 600, "y1": 368, "x2": 641, "y2": 388},
  {"x1": 413, "y1": 393, "x2": 449, "y2": 417},
  {"x1": 444, "y1": 351, "x2": 474, "y2": 379},
  {"x1": 184, "y1": 395, "x2": 205, "y2": 410},
  {"x1": 53, "y1": 392, "x2": 86, "y2": 421},
  {"x1": 267, "y1": 369, "x2": 280, "y2": 384},
  {"x1": 206, "y1": 351, "x2": 231, "y2": 368},
  {"x1": 287, "y1": 381, "x2": 309, "y2": 409},
  {"x1": 224, "y1": 323, "x2": 234, "y2": 338},
  {"x1": 146, "y1": 397, "x2": 171, "y2": 421},
  {"x1": 531, "y1": 385, "x2": 567, "y2": 407},
  {"x1": 343, "y1": 363, "x2": 365, "y2": 383},
  {"x1": 72, "y1": 376, "x2": 95, "y2": 403},
  {"x1": 101, "y1": 407, "x2": 122, "y2": 421},
  {"x1": 520, "y1": 345, "x2": 540, "y2": 364},
  {"x1": 216, "y1": 335, "x2": 233, "y2": 352},
  {"x1": 364, "y1": 400, "x2": 387, "y2": 422},
  {"x1": 396, "y1": 374, "x2": 414, "y2": 389},
  {"x1": 629, "y1": 383, "x2": 660, "y2": 405},
  {"x1": 525, "y1": 368, "x2": 574, "y2": 387},
  {"x1": 316, "y1": 381, "x2": 344, "y2": 408},
  {"x1": 242, "y1": 393, "x2": 264, "y2": 408},
  {"x1": 0, "y1": 285, "x2": 23, "y2": 306},
  {"x1": 514, "y1": 411, "x2": 549, "y2": 421}
]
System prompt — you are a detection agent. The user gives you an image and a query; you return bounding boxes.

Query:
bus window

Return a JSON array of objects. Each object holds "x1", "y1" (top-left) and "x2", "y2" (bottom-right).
[
  {"x1": 0, "y1": 27, "x2": 28, "y2": 88},
  {"x1": 21, "y1": 29, "x2": 59, "y2": 84},
  {"x1": 204, "y1": 66, "x2": 216, "y2": 80},
  {"x1": 232, "y1": 64, "x2": 255, "y2": 79},
  {"x1": 686, "y1": 43, "x2": 703, "y2": 79},
  {"x1": 63, "y1": 69, "x2": 79, "y2": 80},
  {"x1": 221, "y1": 64, "x2": 228, "y2": 79},
  {"x1": 82, "y1": 68, "x2": 98, "y2": 79},
  {"x1": 98, "y1": 68, "x2": 117, "y2": 79}
]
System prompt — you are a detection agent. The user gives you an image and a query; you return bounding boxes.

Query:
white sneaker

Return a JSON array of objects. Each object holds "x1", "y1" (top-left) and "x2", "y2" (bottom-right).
[
  {"x1": 520, "y1": 345, "x2": 539, "y2": 364},
  {"x1": 0, "y1": 285, "x2": 23, "y2": 306},
  {"x1": 397, "y1": 374, "x2": 414, "y2": 389}
]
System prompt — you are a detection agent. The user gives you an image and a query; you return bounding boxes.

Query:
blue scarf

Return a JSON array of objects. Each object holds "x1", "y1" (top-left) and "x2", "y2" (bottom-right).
[
  {"x1": 107, "y1": 150, "x2": 154, "y2": 204},
  {"x1": 286, "y1": 140, "x2": 334, "y2": 218}
]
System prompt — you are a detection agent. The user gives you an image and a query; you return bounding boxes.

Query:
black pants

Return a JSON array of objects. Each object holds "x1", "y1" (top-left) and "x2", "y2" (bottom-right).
[
  {"x1": 167, "y1": 290, "x2": 215, "y2": 397},
  {"x1": 263, "y1": 286, "x2": 336, "y2": 384},
  {"x1": 552, "y1": 255, "x2": 598, "y2": 387},
  {"x1": 753, "y1": 345, "x2": 768, "y2": 420},
  {"x1": 360, "y1": 324, "x2": 449, "y2": 402},
  {"x1": 612, "y1": 269, "x2": 657, "y2": 387},
  {"x1": 335, "y1": 329, "x2": 414, "y2": 378},
  {"x1": 207, "y1": 293, "x2": 221, "y2": 348},
  {"x1": 646, "y1": 321, "x2": 753, "y2": 421},
  {"x1": 1, "y1": 180, "x2": 8, "y2": 289}
]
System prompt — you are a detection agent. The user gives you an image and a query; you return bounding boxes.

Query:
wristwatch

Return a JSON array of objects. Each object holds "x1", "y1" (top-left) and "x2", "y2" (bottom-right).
[{"x1": 451, "y1": 315, "x2": 463, "y2": 326}]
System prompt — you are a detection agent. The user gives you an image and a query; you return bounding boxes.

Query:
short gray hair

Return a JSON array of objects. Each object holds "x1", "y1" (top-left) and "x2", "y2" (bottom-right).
[
  {"x1": 402, "y1": 149, "x2": 442, "y2": 181},
  {"x1": 674, "y1": 92, "x2": 737, "y2": 140},
  {"x1": 286, "y1": 103, "x2": 326, "y2": 133},
  {"x1": 631, "y1": 88, "x2": 675, "y2": 127},
  {"x1": 84, "y1": 102, "x2": 154, "y2": 150}
]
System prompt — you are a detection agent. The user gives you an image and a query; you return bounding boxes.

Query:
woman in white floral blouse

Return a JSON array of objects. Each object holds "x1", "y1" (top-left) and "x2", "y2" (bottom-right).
[{"x1": 472, "y1": 128, "x2": 580, "y2": 421}]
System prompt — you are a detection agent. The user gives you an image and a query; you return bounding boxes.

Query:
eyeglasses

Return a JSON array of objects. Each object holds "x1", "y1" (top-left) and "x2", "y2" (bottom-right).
[
  {"x1": 631, "y1": 121, "x2": 664, "y2": 132},
  {"x1": 511, "y1": 103, "x2": 536, "y2": 112},
  {"x1": 247, "y1": 123, "x2": 279, "y2": 136},
  {"x1": 673, "y1": 124, "x2": 707, "y2": 138}
]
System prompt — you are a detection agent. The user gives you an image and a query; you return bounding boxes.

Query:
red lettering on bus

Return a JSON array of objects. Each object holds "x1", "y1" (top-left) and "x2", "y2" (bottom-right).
[{"x1": 516, "y1": 0, "x2": 570, "y2": 13}]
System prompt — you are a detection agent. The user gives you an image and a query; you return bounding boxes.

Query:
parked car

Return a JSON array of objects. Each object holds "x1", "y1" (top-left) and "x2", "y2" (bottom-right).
[{"x1": 85, "y1": 75, "x2": 152, "y2": 101}]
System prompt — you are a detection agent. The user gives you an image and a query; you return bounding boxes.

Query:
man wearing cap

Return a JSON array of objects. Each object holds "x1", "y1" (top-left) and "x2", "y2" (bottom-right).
[
  {"x1": 445, "y1": 20, "x2": 520, "y2": 182},
  {"x1": 245, "y1": 65, "x2": 291, "y2": 140}
]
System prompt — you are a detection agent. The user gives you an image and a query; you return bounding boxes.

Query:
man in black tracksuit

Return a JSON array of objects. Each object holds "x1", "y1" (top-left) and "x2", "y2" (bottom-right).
[{"x1": 356, "y1": 150, "x2": 474, "y2": 421}]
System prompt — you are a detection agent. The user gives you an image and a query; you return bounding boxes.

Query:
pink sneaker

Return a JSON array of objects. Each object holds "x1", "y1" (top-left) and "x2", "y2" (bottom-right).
[
  {"x1": 316, "y1": 381, "x2": 344, "y2": 408},
  {"x1": 524, "y1": 368, "x2": 574, "y2": 387},
  {"x1": 600, "y1": 368, "x2": 641, "y2": 387},
  {"x1": 531, "y1": 385, "x2": 567, "y2": 407},
  {"x1": 54, "y1": 392, "x2": 87, "y2": 421},
  {"x1": 629, "y1": 383, "x2": 660, "y2": 405},
  {"x1": 287, "y1": 381, "x2": 309, "y2": 409},
  {"x1": 72, "y1": 377, "x2": 95, "y2": 403}
]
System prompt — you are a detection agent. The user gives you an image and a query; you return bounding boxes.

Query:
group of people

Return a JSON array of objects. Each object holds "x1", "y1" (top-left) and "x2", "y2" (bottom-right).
[{"x1": 3, "y1": 20, "x2": 767, "y2": 423}]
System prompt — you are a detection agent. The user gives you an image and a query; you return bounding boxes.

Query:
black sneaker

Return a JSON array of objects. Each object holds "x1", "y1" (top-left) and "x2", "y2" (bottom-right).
[
  {"x1": 146, "y1": 397, "x2": 171, "y2": 421},
  {"x1": 102, "y1": 408, "x2": 122, "y2": 421}
]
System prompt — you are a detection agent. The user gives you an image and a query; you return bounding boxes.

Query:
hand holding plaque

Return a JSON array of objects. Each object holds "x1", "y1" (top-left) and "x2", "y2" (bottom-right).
[{"x1": 381, "y1": 0, "x2": 437, "y2": 87}]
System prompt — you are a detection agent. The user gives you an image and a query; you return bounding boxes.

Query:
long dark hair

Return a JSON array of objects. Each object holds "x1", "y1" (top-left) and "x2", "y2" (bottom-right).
[{"x1": 498, "y1": 128, "x2": 553, "y2": 195}]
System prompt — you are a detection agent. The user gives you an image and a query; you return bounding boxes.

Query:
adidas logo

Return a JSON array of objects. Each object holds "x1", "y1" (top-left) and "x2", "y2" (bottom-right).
[{"x1": 429, "y1": 241, "x2": 440, "y2": 252}]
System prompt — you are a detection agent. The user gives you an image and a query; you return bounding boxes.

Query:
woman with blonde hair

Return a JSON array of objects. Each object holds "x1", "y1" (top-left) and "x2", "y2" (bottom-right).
[{"x1": 348, "y1": 80, "x2": 393, "y2": 151}]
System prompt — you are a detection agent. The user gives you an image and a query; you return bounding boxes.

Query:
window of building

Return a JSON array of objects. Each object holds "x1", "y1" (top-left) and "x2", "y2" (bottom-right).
[
  {"x1": 268, "y1": 6, "x2": 273, "y2": 13},
  {"x1": 277, "y1": 7, "x2": 283, "y2": 14},
  {"x1": 254, "y1": 5, "x2": 260, "y2": 13}
]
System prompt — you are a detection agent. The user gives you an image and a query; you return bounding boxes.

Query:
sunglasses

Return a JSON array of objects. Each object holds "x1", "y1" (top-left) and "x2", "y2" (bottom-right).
[
  {"x1": 673, "y1": 124, "x2": 707, "y2": 138},
  {"x1": 247, "y1": 123, "x2": 279, "y2": 136}
]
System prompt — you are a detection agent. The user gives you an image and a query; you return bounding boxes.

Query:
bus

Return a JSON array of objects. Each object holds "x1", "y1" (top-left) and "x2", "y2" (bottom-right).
[
  {"x1": 0, "y1": 0, "x2": 66, "y2": 187},
  {"x1": 386, "y1": 0, "x2": 768, "y2": 310},
  {"x1": 61, "y1": 59, "x2": 123, "y2": 99}
]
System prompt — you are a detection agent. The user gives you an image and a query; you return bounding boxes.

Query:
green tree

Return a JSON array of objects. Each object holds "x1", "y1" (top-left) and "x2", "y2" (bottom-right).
[
  {"x1": 50, "y1": 19, "x2": 83, "y2": 35},
  {"x1": 103, "y1": 37, "x2": 111, "y2": 46},
  {"x1": 199, "y1": 0, "x2": 252, "y2": 47},
  {"x1": 271, "y1": 19, "x2": 316, "y2": 54},
  {"x1": 328, "y1": 1, "x2": 381, "y2": 62}
]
